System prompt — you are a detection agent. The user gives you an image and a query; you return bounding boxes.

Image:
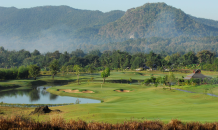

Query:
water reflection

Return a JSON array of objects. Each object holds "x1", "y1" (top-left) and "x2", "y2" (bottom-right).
[
  {"x1": 29, "y1": 88, "x2": 40, "y2": 102},
  {"x1": 0, "y1": 86, "x2": 101, "y2": 104},
  {"x1": 50, "y1": 93, "x2": 58, "y2": 100}
]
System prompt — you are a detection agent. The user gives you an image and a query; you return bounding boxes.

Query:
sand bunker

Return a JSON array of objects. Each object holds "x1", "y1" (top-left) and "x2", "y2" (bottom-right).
[
  {"x1": 115, "y1": 89, "x2": 131, "y2": 92},
  {"x1": 59, "y1": 89, "x2": 94, "y2": 93}
]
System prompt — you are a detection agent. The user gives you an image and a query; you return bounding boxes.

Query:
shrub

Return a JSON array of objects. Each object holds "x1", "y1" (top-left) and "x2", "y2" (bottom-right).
[{"x1": 18, "y1": 66, "x2": 29, "y2": 79}]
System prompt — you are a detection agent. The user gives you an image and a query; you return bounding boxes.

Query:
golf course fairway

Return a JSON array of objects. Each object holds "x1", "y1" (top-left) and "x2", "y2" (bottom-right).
[
  {"x1": 1, "y1": 71, "x2": 218, "y2": 124},
  {"x1": 46, "y1": 82, "x2": 218, "y2": 123}
]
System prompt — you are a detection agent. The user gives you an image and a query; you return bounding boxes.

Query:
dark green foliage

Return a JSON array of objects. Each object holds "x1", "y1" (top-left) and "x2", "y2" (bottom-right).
[
  {"x1": 144, "y1": 78, "x2": 152, "y2": 85},
  {"x1": 0, "y1": 67, "x2": 29, "y2": 80},
  {"x1": 196, "y1": 50, "x2": 216, "y2": 64},
  {"x1": 1, "y1": 46, "x2": 218, "y2": 73},
  {"x1": 88, "y1": 50, "x2": 102, "y2": 57},
  {"x1": 49, "y1": 59, "x2": 60, "y2": 79},
  {"x1": 59, "y1": 52, "x2": 70, "y2": 66},
  {"x1": 17, "y1": 66, "x2": 29, "y2": 79},
  {"x1": 190, "y1": 78, "x2": 200, "y2": 84},
  {"x1": 29, "y1": 65, "x2": 40, "y2": 80},
  {"x1": 129, "y1": 78, "x2": 132, "y2": 83},
  {"x1": 5, "y1": 68, "x2": 18, "y2": 80},
  {"x1": 31, "y1": 49, "x2": 41, "y2": 56},
  {"x1": 71, "y1": 49, "x2": 85, "y2": 57},
  {"x1": 182, "y1": 51, "x2": 198, "y2": 65},
  {"x1": 0, "y1": 70, "x2": 6, "y2": 80},
  {"x1": 131, "y1": 57, "x2": 143, "y2": 69},
  {"x1": 144, "y1": 76, "x2": 157, "y2": 86}
]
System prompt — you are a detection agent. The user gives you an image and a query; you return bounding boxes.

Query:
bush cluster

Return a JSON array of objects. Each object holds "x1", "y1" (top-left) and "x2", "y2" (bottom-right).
[{"x1": 0, "y1": 66, "x2": 29, "y2": 80}]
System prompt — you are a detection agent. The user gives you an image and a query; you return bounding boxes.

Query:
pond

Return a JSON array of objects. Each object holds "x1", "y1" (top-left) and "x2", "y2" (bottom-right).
[{"x1": 0, "y1": 85, "x2": 101, "y2": 105}]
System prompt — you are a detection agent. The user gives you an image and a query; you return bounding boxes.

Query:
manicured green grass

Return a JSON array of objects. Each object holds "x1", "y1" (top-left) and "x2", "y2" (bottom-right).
[
  {"x1": 2, "y1": 70, "x2": 218, "y2": 124},
  {"x1": 175, "y1": 84, "x2": 218, "y2": 95},
  {"x1": 46, "y1": 81, "x2": 218, "y2": 123}
]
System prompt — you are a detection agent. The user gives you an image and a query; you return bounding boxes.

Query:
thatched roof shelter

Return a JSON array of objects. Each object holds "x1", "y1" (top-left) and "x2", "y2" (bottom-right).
[{"x1": 184, "y1": 69, "x2": 207, "y2": 80}]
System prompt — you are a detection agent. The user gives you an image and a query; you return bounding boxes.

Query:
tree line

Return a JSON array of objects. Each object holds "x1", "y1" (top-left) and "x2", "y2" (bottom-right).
[
  {"x1": 0, "y1": 65, "x2": 40, "y2": 80},
  {"x1": 0, "y1": 46, "x2": 218, "y2": 74}
]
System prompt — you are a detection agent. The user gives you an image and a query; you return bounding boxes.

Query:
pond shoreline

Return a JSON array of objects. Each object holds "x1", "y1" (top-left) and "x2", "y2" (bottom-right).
[
  {"x1": 0, "y1": 79, "x2": 101, "y2": 107},
  {"x1": 0, "y1": 103, "x2": 74, "y2": 107},
  {"x1": 175, "y1": 88, "x2": 218, "y2": 97}
]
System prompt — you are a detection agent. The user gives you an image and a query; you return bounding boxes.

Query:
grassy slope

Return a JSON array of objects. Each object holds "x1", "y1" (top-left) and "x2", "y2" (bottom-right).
[{"x1": 1, "y1": 70, "x2": 218, "y2": 123}]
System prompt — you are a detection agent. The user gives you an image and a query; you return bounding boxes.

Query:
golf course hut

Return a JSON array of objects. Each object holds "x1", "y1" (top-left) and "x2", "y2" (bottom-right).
[{"x1": 184, "y1": 69, "x2": 207, "y2": 80}]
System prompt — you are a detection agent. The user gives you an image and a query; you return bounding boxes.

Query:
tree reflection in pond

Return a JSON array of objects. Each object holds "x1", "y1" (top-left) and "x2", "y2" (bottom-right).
[
  {"x1": 0, "y1": 85, "x2": 101, "y2": 104},
  {"x1": 29, "y1": 89, "x2": 40, "y2": 102},
  {"x1": 0, "y1": 89, "x2": 30, "y2": 98},
  {"x1": 50, "y1": 93, "x2": 58, "y2": 100},
  {"x1": 41, "y1": 89, "x2": 49, "y2": 96}
]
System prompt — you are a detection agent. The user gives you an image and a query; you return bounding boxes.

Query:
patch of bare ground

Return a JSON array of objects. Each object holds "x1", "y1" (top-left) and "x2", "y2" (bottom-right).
[
  {"x1": 115, "y1": 89, "x2": 131, "y2": 92},
  {"x1": 58, "y1": 89, "x2": 94, "y2": 93},
  {"x1": 82, "y1": 90, "x2": 94, "y2": 93}
]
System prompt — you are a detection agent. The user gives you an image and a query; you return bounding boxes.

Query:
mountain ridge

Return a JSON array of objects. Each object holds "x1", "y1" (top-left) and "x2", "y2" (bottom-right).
[
  {"x1": 0, "y1": 3, "x2": 218, "y2": 53},
  {"x1": 99, "y1": 2, "x2": 218, "y2": 42}
]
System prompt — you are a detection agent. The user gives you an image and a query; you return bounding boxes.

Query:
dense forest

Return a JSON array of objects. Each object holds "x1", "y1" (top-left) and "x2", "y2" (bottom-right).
[{"x1": 0, "y1": 47, "x2": 217, "y2": 73}]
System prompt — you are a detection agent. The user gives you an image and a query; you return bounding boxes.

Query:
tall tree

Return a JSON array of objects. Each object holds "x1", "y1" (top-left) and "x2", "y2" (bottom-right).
[
  {"x1": 182, "y1": 51, "x2": 198, "y2": 65},
  {"x1": 29, "y1": 65, "x2": 41, "y2": 80},
  {"x1": 101, "y1": 67, "x2": 110, "y2": 83},
  {"x1": 49, "y1": 59, "x2": 60, "y2": 79},
  {"x1": 196, "y1": 50, "x2": 215, "y2": 64},
  {"x1": 31, "y1": 49, "x2": 41, "y2": 56},
  {"x1": 60, "y1": 66, "x2": 67, "y2": 76},
  {"x1": 131, "y1": 56, "x2": 144, "y2": 69},
  {"x1": 166, "y1": 72, "x2": 177, "y2": 90},
  {"x1": 73, "y1": 65, "x2": 81, "y2": 84}
]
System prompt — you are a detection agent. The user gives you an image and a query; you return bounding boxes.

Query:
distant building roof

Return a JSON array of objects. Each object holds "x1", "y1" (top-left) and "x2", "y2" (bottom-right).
[
  {"x1": 184, "y1": 69, "x2": 207, "y2": 80},
  {"x1": 193, "y1": 69, "x2": 201, "y2": 73}
]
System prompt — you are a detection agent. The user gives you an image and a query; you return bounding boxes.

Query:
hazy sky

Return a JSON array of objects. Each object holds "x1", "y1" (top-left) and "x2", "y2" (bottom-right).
[{"x1": 0, "y1": 0, "x2": 217, "y2": 21}]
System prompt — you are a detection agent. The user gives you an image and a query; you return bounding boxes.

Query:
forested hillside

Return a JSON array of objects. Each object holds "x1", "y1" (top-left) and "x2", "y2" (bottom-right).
[
  {"x1": 190, "y1": 16, "x2": 218, "y2": 29},
  {"x1": 0, "y1": 6, "x2": 124, "y2": 52},
  {"x1": 1, "y1": 3, "x2": 218, "y2": 54},
  {"x1": 0, "y1": 6, "x2": 124, "y2": 37},
  {"x1": 99, "y1": 2, "x2": 218, "y2": 42},
  {"x1": 81, "y1": 36, "x2": 218, "y2": 54}
]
